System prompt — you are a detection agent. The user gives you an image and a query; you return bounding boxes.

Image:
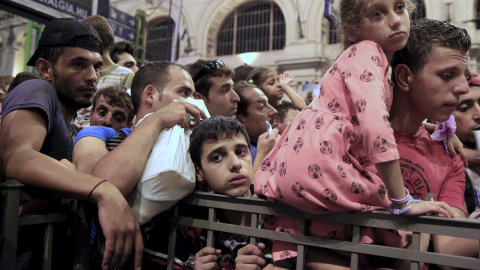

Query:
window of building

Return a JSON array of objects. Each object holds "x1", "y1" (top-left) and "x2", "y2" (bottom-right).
[
  {"x1": 217, "y1": 1, "x2": 286, "y2": 56},
  {"x1": 146, "y1": 17, "x2": 178, "y2": 61}
]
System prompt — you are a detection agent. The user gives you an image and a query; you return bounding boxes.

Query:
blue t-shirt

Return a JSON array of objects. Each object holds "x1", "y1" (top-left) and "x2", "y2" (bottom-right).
[{"x1": 73, "y1": 126, "x2": 132, "y2": 147}]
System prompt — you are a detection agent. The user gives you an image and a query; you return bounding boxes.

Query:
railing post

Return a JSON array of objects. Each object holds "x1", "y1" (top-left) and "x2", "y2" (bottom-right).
[
  {"x1": 350, "y1": 225, "x2": 360, "y2": 270},
  {"x1": 43, "y1": 223, "x2": 53, "y2": 270},
  {"x1": 207, "y1": 208, "x2": 216, "y2": 247},
  {"x1": 167, "y1": 205, "x2": 179, "y2": 270},
  {"x1": 1, "y1": 179, "x2": 24, "y2": 270},
  {"x1": 410, "y1": 232, "x2": 421, "y2": 270},
  {"x1": 250, "y1": 213, "x2": 258, "y2": 245},
  {"x1": 296, "y1": 218, "x2": 306, "y2": 269}
]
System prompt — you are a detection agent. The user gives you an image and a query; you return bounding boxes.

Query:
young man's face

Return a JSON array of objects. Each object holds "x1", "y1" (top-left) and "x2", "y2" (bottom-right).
[
  {"x1": 117, "y1": 52, "x2": 138, "y2": 73},
  {"x1": 237, "y1": 87, "x2": 277, "y2": 139},
  {"x1": 89, "y1": 94, "x2": 131, "y2": 130},
  {"x1": 407, "y1": 47, "x2": 469, "y2": 122},
  {"x1": 196, "y1": 133, "x2": 253, "y2": 197},
  {"x1": 51, "y1": 47, "x2": 103, "y2": 109},
  {"x1": 152, "y1": 66, "x2": 195, "y2": 111},
  {"x1": 453, "y1": 85, "x2": 480, "y2": 148},
  {"x1": 196, "y1": 75, "x2": 239, "y2": 117}
]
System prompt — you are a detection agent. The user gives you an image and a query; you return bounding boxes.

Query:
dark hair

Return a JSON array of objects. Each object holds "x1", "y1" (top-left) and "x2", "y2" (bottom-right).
[
  {"x1": 110, "y1": 41, "x2": 137, "y2": 63},
  {"x1": 0, "y1": 75, "x2": 14, "y2": 93},
  {"x1": 271, "y1": 103, "x2": 299, "y2": 124},
  {"x1": 335, "y1": 0, "x2": 417, "y2": 50},
  {"x1": 36, "y1": 46, "x2": 65, "y2": 66},
  {"x1": 92, "y1": 85, "x2": 134, "y2": 123},
  {"x1": 82, "y1": 15, "x2": 114, "y2": 51},
  {"x1": 391, "y1": 19, "x2": 471, "y2": 79},
  {"x1": 232, "y1": 64, "x2": 255, "y2": 83},
  {"x1": 190, "y1": 116, "x2": 250, "y2": 169},
  {"x1": 188, "y1": 59, "x2": 234, "y2": 100},
  {"x1": 130, "y1": 61, "x2": 186, "y2": 113},
  {"x1": 233, "y1": 81, "x2": 258, "y2": 118},
  {"x1": 8, "y1": 72, "x2": 40, "y2": 92}
]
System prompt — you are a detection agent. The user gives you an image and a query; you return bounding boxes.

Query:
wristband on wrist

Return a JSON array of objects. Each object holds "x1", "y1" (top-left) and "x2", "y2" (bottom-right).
[
  {"x1": 388, "y1": 187, "x2": 410, "y2": 204},
  {"x1": 86, "y1": 179, "x2": 107, "y2": 202},
  {"x1": 388, "y1": 194, "x2": 422, "y2": 215}
]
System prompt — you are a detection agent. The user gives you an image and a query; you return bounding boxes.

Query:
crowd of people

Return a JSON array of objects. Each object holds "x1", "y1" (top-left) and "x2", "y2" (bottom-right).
[{"x1": 0, "y1": 0, "x2": 479, "y2": 269}]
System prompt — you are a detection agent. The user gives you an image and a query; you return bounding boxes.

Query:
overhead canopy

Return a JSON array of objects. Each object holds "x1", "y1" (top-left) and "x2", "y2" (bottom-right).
[{"x1": 0, "y1": 0, "x2": 109, "y2": 24}]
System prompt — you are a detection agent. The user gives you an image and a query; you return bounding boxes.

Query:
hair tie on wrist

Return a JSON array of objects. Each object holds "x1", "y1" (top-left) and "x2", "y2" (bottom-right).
[
  {"x1": 388, "y1": 195, "x2": 422, "y2": 215},
  {"x1": 430, "y1": 115, "x2": 457, "y2": 155},
  {"x1": 389, "y1": 187, "x2": 410, "y2": 204},
  {"x1": 86, "y1": 179, "x2": 107, "y2": 203}
]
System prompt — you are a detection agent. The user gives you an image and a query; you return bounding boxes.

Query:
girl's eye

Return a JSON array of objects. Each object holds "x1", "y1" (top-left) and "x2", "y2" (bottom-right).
[
  {"x1": 458, "y1": 105, "x2": 470, "y2": 113},
  {"x1": 395, "y1": 4, "x2": 405, "y2": 12},
  {"x1": 372, "y1": 11, "x2": 381, "y2": 18}
]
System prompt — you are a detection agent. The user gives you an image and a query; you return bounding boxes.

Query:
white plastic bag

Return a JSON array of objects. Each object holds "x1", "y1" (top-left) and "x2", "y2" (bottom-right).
[{"x1": 128, "y1": 98, "x2": 210, "y2": 224}]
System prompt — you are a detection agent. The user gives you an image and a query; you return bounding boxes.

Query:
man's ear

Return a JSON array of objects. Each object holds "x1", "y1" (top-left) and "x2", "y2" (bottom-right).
[
  {"x1": 394, "y1": 64, "x2": 413, "y2": 92},
  {"x1": 36, "y1": 58, "x2": 54, "y2": 82},
  {"x1": 342, "y1": 24, "x2": 358, "y2": 43},
  {"x1": 194, "y1": 92, "x2": 207, "y2": 101},
  {"x1": 142, "y1": 85, "x2": 156, "y2": 107},
  {"x1": 195, "y1": 165, "x2": 205, "y2": 182}
]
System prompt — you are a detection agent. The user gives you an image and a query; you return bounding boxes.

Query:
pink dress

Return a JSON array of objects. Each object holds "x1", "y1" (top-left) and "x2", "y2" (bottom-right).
[{"x1": 255, "y1": 41, "x2": 409, "y2": 261}]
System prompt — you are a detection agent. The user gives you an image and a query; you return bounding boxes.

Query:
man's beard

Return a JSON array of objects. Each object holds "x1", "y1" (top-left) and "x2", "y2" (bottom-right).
[{"x1": 53, "y1": 71, "x2": 93, "y2": 109}]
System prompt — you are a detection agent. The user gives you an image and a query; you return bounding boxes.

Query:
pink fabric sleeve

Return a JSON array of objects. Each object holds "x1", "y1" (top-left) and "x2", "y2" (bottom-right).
[
  {"x1": 341, "y1": 41, "x2": 398, "y2": 164},
  {"x1": 438, "y1": 157, "x2": 467, "y2": 215}
]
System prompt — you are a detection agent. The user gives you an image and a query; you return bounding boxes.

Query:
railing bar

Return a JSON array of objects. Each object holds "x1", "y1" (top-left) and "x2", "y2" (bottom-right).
[
  {"x1": 43, "y1": 223, "x2": 53, "y2": 270},
  {"x1": 166, "y1": 205, "x2": 179, "y2": 270},
  {"x1": 250, "y1": 213, "x2": 258, "y2": 245},
  {"x1": 181, "y1": 194, "x2": 480, "y2": 239},
  {"x1": 350, "y1": 225, "x2": 360, "y2": 270},
  {"x1": 207, "y1": 208, "x2": 215, "y2": 247},
  {"x1": 19, "y1": 213, "x2": 70, "y2": 226},
  {"x1": 169, "y1": 217, "x2": 480, "y2": 270}
]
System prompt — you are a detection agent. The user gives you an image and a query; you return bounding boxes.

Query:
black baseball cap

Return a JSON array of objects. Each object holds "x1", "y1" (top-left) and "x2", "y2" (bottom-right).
[{"x1": 27, "y1": 18, "x2": 103, "y2": 66}]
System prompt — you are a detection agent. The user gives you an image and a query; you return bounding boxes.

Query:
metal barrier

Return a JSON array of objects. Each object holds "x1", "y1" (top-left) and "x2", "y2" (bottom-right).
[
  {"x1": 166, "y1": 191, "x2": 480, "y2": 270},
  {"x1": 0, "y1": 179, "x2": 90, "y2": 270}
]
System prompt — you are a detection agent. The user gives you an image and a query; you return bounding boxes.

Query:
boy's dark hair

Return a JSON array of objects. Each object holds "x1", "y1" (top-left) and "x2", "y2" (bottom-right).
[
  {"x1": 188, "y1": 59, "x2": 234, "y2": 100},
  {"x1": 82, "y1": 15, "x2": 115, "y2": 51},
  {"x1": 271, "y1": 103, "x2": 299, "y2": 124},
  {"x1": 130, "y1": 61, "x2": 186, "y2": 113},
  {"x1": 233, "y1": 81, "x2": 258, "y2": 118},
  {"x1": 233, "y1": 64, "x2": 255, "y2": 83},
  {"x1": 8, "y1": 72, "x2": 40, "y2": 92},
  {"x1": 392, "y1": 19, "x2": 471, "y2": 79},
  {"x1": 93, "y1": 85, "x2": 134, "y2": 123},
  {"x1": 190, "y1": 116, "x2": 250, "y2": 169},
  {"x1": 110, "y1": 41, "x2": 137, "y2": 63}
]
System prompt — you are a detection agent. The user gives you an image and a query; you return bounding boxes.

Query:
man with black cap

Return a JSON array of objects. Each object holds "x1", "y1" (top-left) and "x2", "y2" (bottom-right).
[{"x1": 0, "y1": 18, "x2": 143, "y2": 269}]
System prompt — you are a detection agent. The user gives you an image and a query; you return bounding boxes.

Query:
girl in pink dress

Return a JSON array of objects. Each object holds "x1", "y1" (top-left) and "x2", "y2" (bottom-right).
[{"x1": 254, "y1": 0, "x2": 458, "y2": 267}]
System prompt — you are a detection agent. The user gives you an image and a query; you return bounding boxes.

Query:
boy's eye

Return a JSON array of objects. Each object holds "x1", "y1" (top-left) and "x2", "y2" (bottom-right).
[
  {"x1": 235, "y1": 149, "x2": 247, "y2": 156},
  {"x1": 212, "y1": 154, "x2": 224, "y2": 162},
  {"x1": 441, "y1": 73, "x2": 453, "y2": 81},
  {"x1": 395, "y1": 4, "x2": 405, "y2": 12}
]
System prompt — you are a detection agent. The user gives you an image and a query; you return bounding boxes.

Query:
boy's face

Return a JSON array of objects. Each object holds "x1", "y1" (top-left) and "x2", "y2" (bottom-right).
[
  {"x1": 196, "y1": 133, "x2": 253, "y2": 197},
  {"x1": 407, "y1": 46, "x2": 469, "y2": 122}
]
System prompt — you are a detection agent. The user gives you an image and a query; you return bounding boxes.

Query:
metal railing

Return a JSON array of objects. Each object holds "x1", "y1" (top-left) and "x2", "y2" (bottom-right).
[
  {"x1": 0, "y1": 179, "x2": 90, "y2": 270},
  {"x1": 166, "y1": 191, "x2": 480, "y2": 270}
]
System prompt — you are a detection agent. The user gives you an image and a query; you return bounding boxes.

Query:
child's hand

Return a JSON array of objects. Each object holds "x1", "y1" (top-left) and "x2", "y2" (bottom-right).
[
  {"x1": 404, "y1": 200, "x2": 458, "y2": 218},
  {"x1": 446, "y1": 134, "x2": 468, "y2": 167},
  {"x1": 236, "y1": 243, "x2": 272, "y2": 270},
  {"x1": 193, "y1": 247, "x2": 221, "y2": 270},
  {"x1": 279, "y1": 72, "x2": 294, "y2": 86}
]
